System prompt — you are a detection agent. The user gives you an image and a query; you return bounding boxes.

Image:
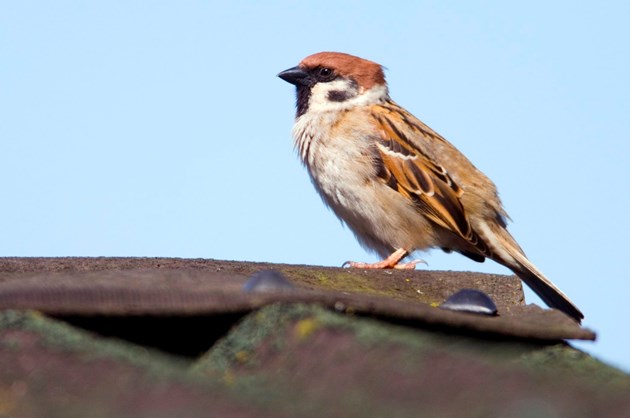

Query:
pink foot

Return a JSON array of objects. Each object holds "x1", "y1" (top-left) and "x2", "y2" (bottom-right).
[{"x1": 342, "y1": 249, "x2": 426, "y2": 270}]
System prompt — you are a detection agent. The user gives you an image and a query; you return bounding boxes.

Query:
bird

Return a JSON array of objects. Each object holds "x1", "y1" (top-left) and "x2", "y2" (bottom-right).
[{"x1": 277, "y1": 51, "x2": 583, "y2": 322}]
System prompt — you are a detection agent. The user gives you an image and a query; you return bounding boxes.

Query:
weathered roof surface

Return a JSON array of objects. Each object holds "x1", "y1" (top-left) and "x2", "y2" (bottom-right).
[
  {"x1": 0, "y1": 257, "x2": 594, "y2": 341},
  {"x1": 0, "y1": 257, "x2": 625, "y2": 417}
]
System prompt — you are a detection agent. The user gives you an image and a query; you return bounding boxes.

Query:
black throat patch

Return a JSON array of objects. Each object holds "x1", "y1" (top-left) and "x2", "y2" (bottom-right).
[{"x1": 296, "y1": 85, "x2": 311, "y2": 118}]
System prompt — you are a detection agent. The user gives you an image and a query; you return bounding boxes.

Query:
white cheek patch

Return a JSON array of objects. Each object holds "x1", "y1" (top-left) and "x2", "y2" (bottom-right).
[
  {"x1": 308, "y1": 81, "x2": 389, "y2": 113},
  {"x1": 309, "y1": 79, "x2": 357, "y2": 111}
]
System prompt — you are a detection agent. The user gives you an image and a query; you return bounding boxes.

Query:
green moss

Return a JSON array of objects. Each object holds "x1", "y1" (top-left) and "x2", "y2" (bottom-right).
[
  {"x1": 3, "y1": 304, "x2": 625, "y2": 416},
  {"x1": 279, "y1": 267, "x2": 430, "y2": 303},
  {"x1": 195, "y1": 303, "x2": 630, "y2": 395},
  {"x1": 0, "y1": 310, "x2": 194, "y2": 380},
  {"x1": 193, "y1": 304, "x2": 319, "y2": 373},
  {"x1": 195, "y1": 303, "x2": 502, "y2": 375},
  {"x1": 518, "y1": 344, "x2": 630, "y2": 391}
]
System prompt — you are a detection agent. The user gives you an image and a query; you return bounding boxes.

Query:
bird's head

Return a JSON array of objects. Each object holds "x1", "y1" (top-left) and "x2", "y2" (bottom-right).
[{"x1": 278, "y1": 52, "x2": 389, "y2": 117}]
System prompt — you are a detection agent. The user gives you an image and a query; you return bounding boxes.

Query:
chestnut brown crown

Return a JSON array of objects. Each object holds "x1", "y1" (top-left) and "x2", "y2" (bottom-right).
[{"x1": 299, "y1": 52, "x2": 386, "y2": 90}]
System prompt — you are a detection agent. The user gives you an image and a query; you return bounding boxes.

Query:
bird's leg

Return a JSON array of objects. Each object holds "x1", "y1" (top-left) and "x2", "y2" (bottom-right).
[{"x1": 343, "y1": 248, "x2": 426, "y2": 270}]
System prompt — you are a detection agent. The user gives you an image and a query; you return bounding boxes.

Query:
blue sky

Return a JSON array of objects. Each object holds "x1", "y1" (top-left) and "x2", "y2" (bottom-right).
[{"x1": 2, "y1": 2, "x2": 629, "y2": 371}]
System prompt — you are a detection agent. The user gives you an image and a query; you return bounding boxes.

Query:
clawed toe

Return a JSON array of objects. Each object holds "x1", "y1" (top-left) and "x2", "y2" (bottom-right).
[
  {"x1": 341, "y1": 249, "x2": 425, "y2": 270},
  {"x1": 393, "y1": 259, "x2": 427, "y2": 269}
]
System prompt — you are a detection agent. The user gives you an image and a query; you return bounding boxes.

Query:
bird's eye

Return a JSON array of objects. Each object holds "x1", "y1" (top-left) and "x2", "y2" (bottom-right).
[{"x1": 317, "y1": 67, "x2": 334, "y2": 79}]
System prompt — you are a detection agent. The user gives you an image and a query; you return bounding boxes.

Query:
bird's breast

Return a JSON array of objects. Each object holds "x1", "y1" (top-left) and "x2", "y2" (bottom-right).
[
  {"x1": 292, "y1": 112, "x2": 377, "y2": 207},
  {"x1": 291, "y1": 110, "x2": 442, "y2": 256}
]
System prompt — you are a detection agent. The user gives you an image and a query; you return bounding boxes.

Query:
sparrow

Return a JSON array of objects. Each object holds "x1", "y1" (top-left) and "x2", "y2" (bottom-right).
[{"x1": 278, "y1": 51, "x2": 583, "y2": 322}]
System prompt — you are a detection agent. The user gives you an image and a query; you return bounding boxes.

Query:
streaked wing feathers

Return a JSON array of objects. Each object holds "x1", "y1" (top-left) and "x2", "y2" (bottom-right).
[{"x1": 372, "y1": 105, "x2": 489, "y2": 255}]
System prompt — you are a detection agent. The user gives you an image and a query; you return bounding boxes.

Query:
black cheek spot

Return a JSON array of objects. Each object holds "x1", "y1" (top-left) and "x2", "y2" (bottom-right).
[{"x1": 328, "y1": 90, "x2": 349, "y2": 102}]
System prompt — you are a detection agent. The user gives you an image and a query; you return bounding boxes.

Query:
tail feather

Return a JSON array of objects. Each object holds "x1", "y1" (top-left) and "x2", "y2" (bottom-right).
[
  {"x1": 477, "y1": 222, "x2": 584, "y2": 323},
  {"x1": 508, "y1": 249, "x2": 584, "y2": 323}
]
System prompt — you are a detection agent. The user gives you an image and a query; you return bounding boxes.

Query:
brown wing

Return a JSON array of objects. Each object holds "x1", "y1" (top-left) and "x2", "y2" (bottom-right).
[{"x1": 370, "y1": 104, "x2": 490, "y2": 256}]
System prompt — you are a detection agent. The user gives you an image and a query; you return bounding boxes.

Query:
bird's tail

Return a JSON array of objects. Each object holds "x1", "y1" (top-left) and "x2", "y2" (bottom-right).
[{"x1": 478, "y1": 221, "x2": 584, "y2": 323}]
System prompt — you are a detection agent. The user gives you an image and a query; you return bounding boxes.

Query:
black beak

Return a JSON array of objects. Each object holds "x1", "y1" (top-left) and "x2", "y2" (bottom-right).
[{"x1": 277, "y1": 66, "x2": 309, "y2": 86}]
